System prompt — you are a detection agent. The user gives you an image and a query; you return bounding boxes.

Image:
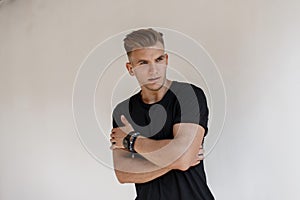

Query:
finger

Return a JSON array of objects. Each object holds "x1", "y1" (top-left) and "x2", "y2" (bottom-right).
[
  {"x1": 198, "y1": 153, "x2": 205, "y2": 160},
  {"x1": 120, "y1": 115, "x2": 129, "y2": 125},
  {"x1": 110, "y1": 144, "x2": 119, "y2": 150},
  {"x1": 113, "y1": 144, "x2": 123, "y2": 150},
  {"x1": 198, "y1": 148, "x2": 204, "y2": 154},
  {"x1": 110, "y1": 144, "x2": 118, "y2": 150},
  {"x1": 110, "y1": 138, "x2": 115, "y2": 143},
  {"x1": 191, "y1": 160, "x2": 201, "y2": 167},
  {"x1": 110, "y1": 145, "x2": 114, "y2": 150}
]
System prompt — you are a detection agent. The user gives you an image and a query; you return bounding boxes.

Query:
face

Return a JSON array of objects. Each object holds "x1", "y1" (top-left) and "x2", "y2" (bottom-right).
[{"x1": 126, "y1": 42, "x2": 168, "y2": 92}]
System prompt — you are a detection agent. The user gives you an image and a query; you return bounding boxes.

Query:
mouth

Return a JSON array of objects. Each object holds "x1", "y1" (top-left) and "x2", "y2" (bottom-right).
[{"x1": 148, "y1": 77, "x2": 160, "y2": 82}]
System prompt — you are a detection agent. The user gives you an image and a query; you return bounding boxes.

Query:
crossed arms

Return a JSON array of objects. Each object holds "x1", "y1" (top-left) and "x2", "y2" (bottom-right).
[{"x1": 111, "y1": 115, "x2": 205, "y2": 184}]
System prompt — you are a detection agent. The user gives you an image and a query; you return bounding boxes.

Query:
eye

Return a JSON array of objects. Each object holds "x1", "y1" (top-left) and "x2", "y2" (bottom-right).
[
  {"x1": 138, "y1": 61, "x2": 147, "y2": 65},
  {"x1": 156, "y1": 56, "x2": 164, "y2": 62}
]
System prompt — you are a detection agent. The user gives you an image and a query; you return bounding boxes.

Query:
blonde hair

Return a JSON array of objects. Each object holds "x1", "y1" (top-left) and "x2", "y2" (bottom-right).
[{"x1": 123, "y1": 28, "x2": 164, "y2": 56}]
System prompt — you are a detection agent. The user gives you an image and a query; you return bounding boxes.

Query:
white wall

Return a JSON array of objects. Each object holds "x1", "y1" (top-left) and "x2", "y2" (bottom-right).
[{"x1": 1, "y1": 0, "x2": 299, "y2": 199}]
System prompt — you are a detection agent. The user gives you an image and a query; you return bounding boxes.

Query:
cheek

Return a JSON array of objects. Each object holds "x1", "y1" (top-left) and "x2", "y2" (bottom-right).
[
  {"x1": 159, "y1": 66, "x2": 167, "y2": 74},
  {"x1": 133, "y1": 67, "x2": 147, "y2": 76},
  {"x1": 133, "y1": 70, "x2": 147, "y2": 81}
]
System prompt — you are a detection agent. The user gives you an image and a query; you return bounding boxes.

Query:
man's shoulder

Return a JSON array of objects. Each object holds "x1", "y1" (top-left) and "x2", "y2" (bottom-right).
[
  {"x1": 112, "y1": 92, "x2": 140, "y2": 113},
  {"x1": 172, "y1": 81, "x2": 205, "y2": 95}
]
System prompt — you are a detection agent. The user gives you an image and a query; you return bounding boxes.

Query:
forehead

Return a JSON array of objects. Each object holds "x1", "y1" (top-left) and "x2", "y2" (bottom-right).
[{"x1": 129, "y1": 42, "x2": 165, "y2": 61}]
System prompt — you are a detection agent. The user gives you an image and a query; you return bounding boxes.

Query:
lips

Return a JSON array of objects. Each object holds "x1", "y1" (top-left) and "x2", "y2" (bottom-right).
[{"x1": 148, "y1": 77, "x2": 160, "y2": 81}]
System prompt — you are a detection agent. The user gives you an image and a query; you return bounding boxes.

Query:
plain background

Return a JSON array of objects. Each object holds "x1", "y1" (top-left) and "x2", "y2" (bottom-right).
[{"x1": 1, "y1": 0, "x2": 300, "y2": 199}]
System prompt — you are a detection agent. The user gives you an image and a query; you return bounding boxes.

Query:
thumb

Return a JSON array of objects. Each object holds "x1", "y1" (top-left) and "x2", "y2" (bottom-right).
[{"x1": 121, "y1": 115, "x2": 129, "y2": 125}]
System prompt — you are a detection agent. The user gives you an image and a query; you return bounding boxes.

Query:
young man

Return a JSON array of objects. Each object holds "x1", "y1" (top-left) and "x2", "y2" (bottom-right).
[{"x1": 110, "y1": 28, "x2": 215, "y2": 200}]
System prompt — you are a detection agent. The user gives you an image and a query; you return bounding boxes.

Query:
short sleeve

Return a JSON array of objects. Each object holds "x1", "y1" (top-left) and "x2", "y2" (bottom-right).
[
  {"x1": 112, "y1": 117, "x2": 118, "y2": 128},
  {"x1": 112, "y1": 104, "x2": 123, "y2": 128},
  {"x1": 112, "y1": 99, "x2": 132, "y2": 129},
  {"x1": 173, "y1": 85, "x2": 209, "y2": 137}
]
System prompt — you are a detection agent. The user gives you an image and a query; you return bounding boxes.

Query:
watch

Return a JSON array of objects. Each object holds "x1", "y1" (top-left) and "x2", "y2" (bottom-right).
[
  {"x1": 122, "y1": 134, "x2": 131, "y2": 150},
  {"x1": 129, "y1": 132, "x2": 140, "y2": 153}
]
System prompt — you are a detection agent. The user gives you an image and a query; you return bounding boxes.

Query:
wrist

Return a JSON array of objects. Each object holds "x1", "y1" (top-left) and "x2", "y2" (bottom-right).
[
  {"x1": 122, "y1": 133, "x2": 132, "y2": 150},
  {"x1": 129, "y1": 131, "x2": 140, "y2": 153},
  {"x1": 123, "y1": 131, "x2": 140, "y2": 153}
]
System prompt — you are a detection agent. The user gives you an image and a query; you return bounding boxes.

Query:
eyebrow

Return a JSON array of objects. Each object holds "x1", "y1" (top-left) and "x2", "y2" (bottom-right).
[{"x1": 135, "y1": 54, "x2": 165, "y2": 64}]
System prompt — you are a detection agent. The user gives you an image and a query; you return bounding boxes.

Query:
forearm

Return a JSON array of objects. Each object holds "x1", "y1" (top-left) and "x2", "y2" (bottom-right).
[
  {"x1": 113, "y1": 149, "x2": 172, "y2": 183},
  {"x1": 134, "y1": 124, "x2": 204, "y2": 169},
  {"x1": 134, "y1": 137, "x2": 188, "y2": 168},
  {"x1": 111, "y1": 122, "x2": 204, "y2": 172},
  {"x1": 115, "y1": 167, "x2": 171, "y2": 184}
]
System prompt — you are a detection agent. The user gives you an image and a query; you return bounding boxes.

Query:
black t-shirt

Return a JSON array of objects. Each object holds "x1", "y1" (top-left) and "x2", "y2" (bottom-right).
[{"x1": 113, "y1": 81, "x2": 215, "y2": 200}]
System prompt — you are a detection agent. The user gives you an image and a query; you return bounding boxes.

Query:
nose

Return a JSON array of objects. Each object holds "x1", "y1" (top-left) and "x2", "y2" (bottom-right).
[{"x1": 148, "y1": 63, "x2": 158, "y2": 74}]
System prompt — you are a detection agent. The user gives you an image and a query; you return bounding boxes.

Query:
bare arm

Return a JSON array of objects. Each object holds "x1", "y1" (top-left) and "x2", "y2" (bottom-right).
[
  {"x1": 113, "y1": 145, "x2": 202, "y2": 183},
  {"x1": 113, "y1": 149, "x2": 171, "y2": 183},
  {"x1": 111, "y1": 116, "x2": 205, "y2": 171},
  {"x1": 111, "y1": 116, "x2": 205, "y2": 183},
  {"x1": 134, "y1": 123, "x2": 205, "y2": 170}
]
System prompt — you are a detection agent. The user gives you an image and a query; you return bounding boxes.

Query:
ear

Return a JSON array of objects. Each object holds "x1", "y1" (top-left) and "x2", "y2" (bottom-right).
[
  {"x1": 126, "y1": 62, "x2": 134, "y2": 76},
  {"x1": 165, "y1": 53, "x2": 169, "y2": 66}
]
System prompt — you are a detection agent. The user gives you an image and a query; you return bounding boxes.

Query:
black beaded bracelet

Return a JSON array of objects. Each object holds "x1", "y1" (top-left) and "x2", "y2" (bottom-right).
[{"x1": 129, "y1": 131, "x2": 140, "y2": 153}]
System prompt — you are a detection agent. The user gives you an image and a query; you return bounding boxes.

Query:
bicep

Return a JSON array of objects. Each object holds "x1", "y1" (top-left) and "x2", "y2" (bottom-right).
[
  {"x1": 173, "y1": 85, "x2": 209, "y2": 137},
  {"x1": 172, "y1": 123, "x2": 205, "y2": 159}
]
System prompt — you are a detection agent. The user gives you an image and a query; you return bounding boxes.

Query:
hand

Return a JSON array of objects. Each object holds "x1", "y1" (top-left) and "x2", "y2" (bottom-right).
[
  {"x1": 110, "y1": 115, "x2": 134, "y2": 150},
  {"x1": 190, "y1": 145, "x2": 205, "y2": 167}
]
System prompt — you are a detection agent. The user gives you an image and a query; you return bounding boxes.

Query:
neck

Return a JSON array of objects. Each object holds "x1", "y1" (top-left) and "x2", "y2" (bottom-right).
[{"x1": 141, "y1": 79, "x2": 172, "y2": 104}]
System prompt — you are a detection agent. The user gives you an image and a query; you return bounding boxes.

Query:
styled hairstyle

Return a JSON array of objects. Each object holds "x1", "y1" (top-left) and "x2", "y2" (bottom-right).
[{"x1": 123, "y1": 28, "x2": 165, "y2": 57}]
